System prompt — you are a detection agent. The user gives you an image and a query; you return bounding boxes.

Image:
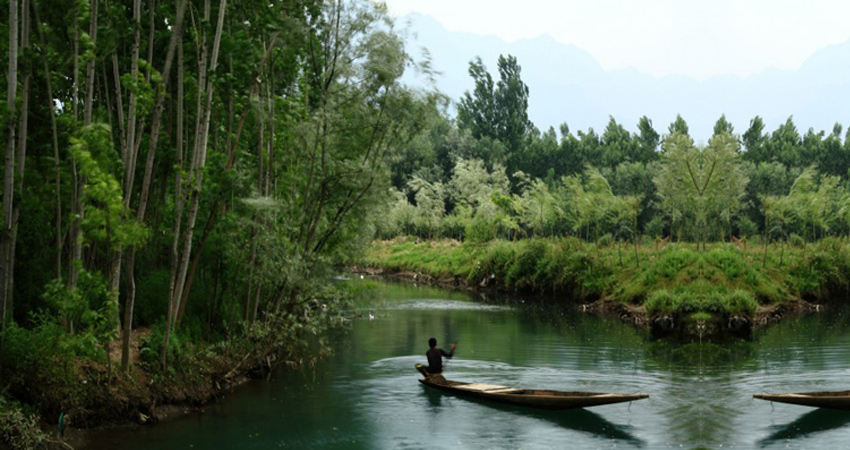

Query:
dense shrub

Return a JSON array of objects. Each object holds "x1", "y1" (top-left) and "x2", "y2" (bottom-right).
[{"x1": 0, "y1": 397, "x2": 48, "y2": 450}]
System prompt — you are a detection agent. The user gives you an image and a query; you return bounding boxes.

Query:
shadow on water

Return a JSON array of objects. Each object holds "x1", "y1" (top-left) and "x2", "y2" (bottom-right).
[
  {"x1": 759, "y1": 408, "x2": 850, "y2": 447},
  {"x1": 420, "y1": 386, "x2": 644, "y2": 447}
]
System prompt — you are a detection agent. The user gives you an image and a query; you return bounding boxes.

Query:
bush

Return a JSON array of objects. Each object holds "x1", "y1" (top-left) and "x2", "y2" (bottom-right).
[
  {"x1": 644, "y1": 217, "x2": 665, "y2": 239},
  {"x1": 655, "y1": 248, "x2": 697, "y2": 279},
  {"x1": 0, "y1": 397, "x2": 48, "y2": 450},
  {"x1": 737, "y1": 216, "x2": 758, "y2": 239},
  {"x1": 705, "y1": 248, "x2": 759, "y2": 286},
  {"x1": 596, "y1": 233, "x2": 614, "y2": 247},
  {"x1": 1, "y1": 321, "x2": 84, "y2": 386},
  {"x1": 504, "y1": 240, "x2": 548, "y2": 288},
  {"x1": 645, "y1": 290, "x2": 681, "y2": 314},
  {"x1": 139, "y1": 322, "x2": 194, "y2": 369},
  {"x1": 726, "y1": 289, "x2": 758, "y2": 315}
]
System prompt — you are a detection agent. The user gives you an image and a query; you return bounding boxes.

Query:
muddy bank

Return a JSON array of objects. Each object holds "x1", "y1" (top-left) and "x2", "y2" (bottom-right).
[{"x1": 3, "y1": 329, "x2": 313, "y2": 450}]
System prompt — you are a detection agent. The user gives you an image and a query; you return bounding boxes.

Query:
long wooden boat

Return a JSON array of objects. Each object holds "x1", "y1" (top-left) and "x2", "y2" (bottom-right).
[
  {"x1": 419, "y1": 376, "x2": 649, "y2": 410},
  {"x1": 754, "y1": 391, "x2": 850, "y2": 410}
]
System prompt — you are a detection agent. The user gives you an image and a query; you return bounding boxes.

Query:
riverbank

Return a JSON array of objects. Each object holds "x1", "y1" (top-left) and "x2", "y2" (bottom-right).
[
  {"x1": 357, "y1": 237, "x2": 850, "y2": 340},
  {"x1": 0, "y1": 308, "x2": 346, "y2": 449}
]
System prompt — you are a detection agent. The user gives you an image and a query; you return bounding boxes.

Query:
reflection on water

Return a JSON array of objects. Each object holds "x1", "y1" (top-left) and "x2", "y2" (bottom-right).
[
  {"x1": 759, "y1": 408, "x2": 850, "y2": 446},
  {"x1": 87, "y1": 281, "x2": 850, "y2": 449}
]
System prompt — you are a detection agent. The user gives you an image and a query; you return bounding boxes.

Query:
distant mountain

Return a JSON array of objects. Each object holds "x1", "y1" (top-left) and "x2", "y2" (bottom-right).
[{"x1": 399, "y1": 13, "x2": 850, "y2": 143}]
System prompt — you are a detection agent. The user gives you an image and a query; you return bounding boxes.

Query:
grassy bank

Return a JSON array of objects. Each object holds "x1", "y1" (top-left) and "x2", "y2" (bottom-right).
[
  {"x1": 362, "y1": 237, "x2": 850, "y2": 333},
  {"x1": 0, "y1": 305, "x2": 348, "y2": 449}
]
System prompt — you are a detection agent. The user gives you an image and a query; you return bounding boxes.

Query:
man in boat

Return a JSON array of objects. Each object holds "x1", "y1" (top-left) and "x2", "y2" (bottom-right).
[{"x1": 416, "y1": 337, "x2": 456, "y2": 379}]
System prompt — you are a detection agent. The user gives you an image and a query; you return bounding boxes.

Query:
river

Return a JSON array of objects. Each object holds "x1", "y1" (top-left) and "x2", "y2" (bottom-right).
[{"x1": 88, "y1": 280, "x2": 850, "y2": 449}]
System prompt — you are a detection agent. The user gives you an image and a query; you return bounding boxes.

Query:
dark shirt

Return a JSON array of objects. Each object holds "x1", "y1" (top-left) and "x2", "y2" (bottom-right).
[{"x1": 426, "y1": 346, "x2": 453, "y2": 373}]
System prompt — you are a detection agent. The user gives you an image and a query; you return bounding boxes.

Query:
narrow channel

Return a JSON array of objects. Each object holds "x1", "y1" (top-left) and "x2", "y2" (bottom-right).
[{"x1": 87, "y1": 279, "x2": 850, "y2": 449}]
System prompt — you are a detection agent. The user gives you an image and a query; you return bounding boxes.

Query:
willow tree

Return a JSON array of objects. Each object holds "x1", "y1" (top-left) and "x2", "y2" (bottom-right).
[
  {"x1": 447, "y1": 158, "x2": 511, "y2": 240},
  {"x1": 703, "y1": 132, "x2": 749, "y2": 242},
  {"x1": 777, "y1": 167, "x2": 845, "y2": 241},
  {"x1": 517, "y1": 176, "x2": 559, "y2": 237},
  {"x1": 205, "y1": 0, "x2": 445, "y2": 322},
  {"x1": 408, "y1": 176, "x2": 445, "y2": 238},
  {"x1": 562, "y1": 166, "x2": 617, "y2": 241},
  {"x1": 654, "y1": 131, "x2": 748, "y2": 247}
]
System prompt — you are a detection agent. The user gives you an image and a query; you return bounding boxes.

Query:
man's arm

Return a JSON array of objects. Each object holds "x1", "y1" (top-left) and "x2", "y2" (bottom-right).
[{"x1": 442, "y1": 342, "x2": 457, "y2": 358}]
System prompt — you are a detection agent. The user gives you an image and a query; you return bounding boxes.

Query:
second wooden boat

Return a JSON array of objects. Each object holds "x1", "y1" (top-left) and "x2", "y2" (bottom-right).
[
  {"x1": 754, "y1": 391, "x2": 850, "y2": 410},
  {"x1": 419, "y1": 376, "x2": 649, "y2": 410}
]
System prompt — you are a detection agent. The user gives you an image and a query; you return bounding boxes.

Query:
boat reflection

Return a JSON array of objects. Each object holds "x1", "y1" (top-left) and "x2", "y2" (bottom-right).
[{"x1": 759, "y1": 408, "x2": 850, "y2": 447}]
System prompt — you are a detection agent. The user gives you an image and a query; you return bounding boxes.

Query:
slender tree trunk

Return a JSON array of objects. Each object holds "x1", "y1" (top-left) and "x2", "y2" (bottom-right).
[
  {"x1": 122, "y1": 0, "x2": 141, "y2": 201},
  {"x1": 32, "y1": 0, "x2": 63, "y2": 279},
  {"x1": 122, "y1": 0, "x2": 187, "y2": 374},
  {"x1": 163, "y1": 31, "x2": 186, "y2": 369},
  {"x1": 244, "y1": 87, "x2": 266, "y2": 323},
  {"x1": 266, "y1": 74, "x2": 274, "y2": 197},
  {"x1": 633, "y1": 236, "x2": 639, "y2": 266},
  {"x1": 1, "y1": 0, "x2": 20, "y2": 354},
  {"x1": 164, "y1": 0, "x2": 227, "y2": 367},
  {"x1": 762, "y1": 234, "x2": 769, "y2": 268},
  {"x1": 112, "y1": 53, "x2": 127, "y2": 154},
  {"x1": 8, "y1": 0, "x2": 32, "y2": 337},
  {"x1": 175, "y1": 207, "x2": 216, "y2": 324},
  {"x1": 83, "y1": 0, "x2": 98, "y2": 126},
  {"x1": 67, "y1": 3, "x2": 80, "y2": 296},
  {"x1": 617, "y1": 239, "x2": 623, "y2": 266},
  {"x1": 174, "y1": 17, "x2": 276, "y2": 327},
  {"x1": 251, "y1": 286, "x2": 261, "y2": 323},
  {"x1": 69, "y1": 0, "x2": 98, "y2": 298}
]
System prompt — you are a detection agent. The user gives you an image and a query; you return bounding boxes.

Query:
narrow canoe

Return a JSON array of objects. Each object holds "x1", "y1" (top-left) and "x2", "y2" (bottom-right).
[
  {"x1": 419, "y1": 376, "x2": 649, "y2": 410},
  {"x1": 754, "y1": 391, "x2": 850, "y2": 410}
]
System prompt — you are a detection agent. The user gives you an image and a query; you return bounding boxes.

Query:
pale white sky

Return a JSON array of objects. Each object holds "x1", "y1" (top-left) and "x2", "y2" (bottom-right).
[{"x1": 382, "y1": 0, "x2": 850, "y2": 80}]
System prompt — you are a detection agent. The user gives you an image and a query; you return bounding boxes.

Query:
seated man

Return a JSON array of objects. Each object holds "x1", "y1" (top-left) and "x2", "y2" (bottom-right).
[{"x1": 416, "y1": 337, "x2": 456, "y2": 378}]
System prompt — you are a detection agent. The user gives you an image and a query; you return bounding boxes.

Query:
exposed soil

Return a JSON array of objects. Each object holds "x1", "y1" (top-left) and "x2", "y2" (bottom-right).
[{"x1": 23, "y1": 327, "x2": 276, "y2": 450}]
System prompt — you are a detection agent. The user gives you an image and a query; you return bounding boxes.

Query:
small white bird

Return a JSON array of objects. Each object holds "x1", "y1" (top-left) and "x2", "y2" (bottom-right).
[
  {"x1": 368, "y1": 313, "x2": 375, "y2": 321},
  {"x1": 360, "y1": 275, "x2": 364, "y2": 279}
]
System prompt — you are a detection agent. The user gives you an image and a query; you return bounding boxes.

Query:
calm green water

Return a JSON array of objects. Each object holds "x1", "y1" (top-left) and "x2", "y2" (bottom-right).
[{"x1": 88, "y1": 280, "x2": 850, "y2": 449}]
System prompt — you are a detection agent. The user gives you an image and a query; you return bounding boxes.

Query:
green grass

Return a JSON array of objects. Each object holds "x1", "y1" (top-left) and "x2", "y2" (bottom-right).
[{"x1": 363, "y1": 237, "x2": 850, "y2": 318}]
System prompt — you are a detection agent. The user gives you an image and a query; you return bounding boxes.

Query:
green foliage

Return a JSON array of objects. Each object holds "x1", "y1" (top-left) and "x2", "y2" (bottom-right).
[
  {"x1": 644, "y1": 285, "x2": 757, "y2": 316},
  {"x1": 705, "y1": 248, "x2": 758, "y2": 285},
  {"x1": 69, "y1": 123, "x2": 147, "y2": 248},
  {"x1": 737, "y1": 216, "x2": 758, "y2": 238},
  {"x1": 0, "y1": 320, "x2": 117, "y2": 425},
  {"x1": 644, "y1": 289, "x2": 679, "y2": 314},
  {"x1": 654, "y1": 131, "x2": 749, "y2": 244},
  {"x1": 1, "y1": 321, "x2": 71, "y2": 387},
  {"x1": 41, "y1": 268, "x2": 118, "y2": 355},
  {"x1": 0, "y1": 396, "x2": 48, "y2": 450},
  {"x1": 652, "y1": 248, "x2": 698, "y2": 280},
  {"x1": 457, "y1": 54, "x2": 531, "y2": 158},
  {"x1": 134, "y1": 269, "x2": 172, "y2": 326},
  {"x1": 786, "y1": 238, "x2": 850, "y2": 298},
  {"x1": 364, "y1": 238, "x2": 846, "y2": 321},
  {"x1": 139, "y1": 322, "x2": 192, "y2": 368},
  {"x1": 6, "y1": 0, "x2": 850, "y2": 430}
]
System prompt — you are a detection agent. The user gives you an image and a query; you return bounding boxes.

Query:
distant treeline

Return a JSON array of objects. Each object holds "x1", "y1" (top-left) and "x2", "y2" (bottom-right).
[{"x1": 379, "y1": 55, "x2": 850, "y2": 244}]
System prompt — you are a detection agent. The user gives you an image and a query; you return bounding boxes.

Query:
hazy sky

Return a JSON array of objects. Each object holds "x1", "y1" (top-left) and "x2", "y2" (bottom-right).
[{"x1": 382, "y1": 0, "x2": 850, "y2": 80}]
